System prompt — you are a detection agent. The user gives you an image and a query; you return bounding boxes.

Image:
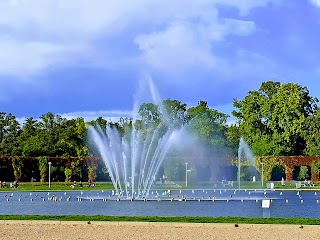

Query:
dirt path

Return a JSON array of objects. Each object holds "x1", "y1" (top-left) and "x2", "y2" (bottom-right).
[{"x1": 0, "y1": 221, "x2": 319, "y2": 240}]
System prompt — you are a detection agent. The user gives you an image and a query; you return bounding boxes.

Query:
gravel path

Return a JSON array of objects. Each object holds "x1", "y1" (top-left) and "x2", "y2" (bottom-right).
[{"x1": 0, "y1": 221, "x2": 319, "y2": 240}]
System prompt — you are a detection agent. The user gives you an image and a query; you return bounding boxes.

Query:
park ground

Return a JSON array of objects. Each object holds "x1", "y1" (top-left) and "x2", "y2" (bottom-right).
[
  {"x1": 0, "y1": 220, "x2": 319, "y2": 240},
  {"x1": 1, "y1": 180, "x2": 319, "y2": 192}
]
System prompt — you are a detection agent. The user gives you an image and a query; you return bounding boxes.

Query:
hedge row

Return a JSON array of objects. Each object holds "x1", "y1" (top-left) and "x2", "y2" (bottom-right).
[{"x1": 0, "y1": 156, "x2": 109, "y2": 182}]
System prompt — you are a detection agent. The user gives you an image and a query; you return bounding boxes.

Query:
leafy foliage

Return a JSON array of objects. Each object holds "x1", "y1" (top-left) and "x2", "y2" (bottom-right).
[
  {"x1": 64, "y1": 168, "x2": 72, "y2": 182},
  {"x1": 311, "y1": 161, "x2": 320, "y2": 175},
  {"x1": 187, "y1": 101, "x2": 231, "y2": 154},
  {"x1": 38, "y1": 156, "x2": 48, "y2": 183},
  {"x1": 298, "y1": 166, "x2": 309, "y2": 180},
  {"x1": 71, "y1": 160, "x2": 82, "y2": 181},
  {"x1": 11, "y1": 156, "x2": 24, "y2": 181},
  {"x1": 232, "y1": 81, "x2": 318, "y2": 156},
  {"x1": 303, "y1": 108, "x2": 320, "y2": 155},
  {"x1": 2, "y1": 82, "x2": 320, "y2": 183},
  {"x1": 0, "y1": 113, "x2": 21, "y2": 156}
]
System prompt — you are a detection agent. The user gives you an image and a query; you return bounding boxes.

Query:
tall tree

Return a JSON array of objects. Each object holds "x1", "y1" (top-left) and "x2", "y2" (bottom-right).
[
  {"x1": 0, "y1": 112, "x2": 6, "y2": 145},
  {"x1": 0, "y1": 113, "x2": 21, "y2": 156},
  {"x1": 303, "y1": 108, "x2": 320, "y2": 156},
  {"x1": 185, "y1": 101, "x2": 231, "y2": 181},
  {"x1": 56, "y1": 117, "x2": 88, "y2": 157},
  {"x1": 161, "y1": 99, "x2": 187, "y2": 127},
  {"x1": 138, "y1": 99, "x2": 187, "y2": 128},
  {"x1": 187, "y1": 101, "x2": 230, "y2": 151},
  {"x1": 19, "y1": 117, "x2": 38, "y2": 156},
  {"x1": 138, "y1": 102, "x2": 160, "y2": 126},
  {"x1": 232, "y1": 81, "x2": 318, "y2": 156}
]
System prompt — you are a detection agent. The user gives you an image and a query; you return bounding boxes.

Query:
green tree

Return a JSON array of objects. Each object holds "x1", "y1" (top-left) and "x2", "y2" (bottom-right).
[
  {"x1": 138, "y1": 102, "x2": 160, "y2": 126},
  {"x1": 20, "y1": 117, "x2": 37, "y2": 139},
  {"x1": 22, "y1": 135, "x2": 48, "y2": 156},
  {"x1": 38, "y1": 156, "x2": 48, "y2": 182},
  {"x1": 0, "y1": 113, "x2": 21, "y2": 156},
  {"x1": 161, "y1": 99, "x2": 187, "y2": 127},
  {"x1": 226, "y1": 124, "x2": 242, "y2": 156},
  {"x1": 19, "y1": 117, "x2": 41, "y2": 156},
  {"x1": 56, "y1": 117, "x2": 88, "y2": 157},
  {"x1": 64, "y1": 168, "x2": 72, "y2": 182},
  {"x1": 39, "y1": 112, "x2": 67, "y2": 156},
  {"x1": 184, "y1": 101, "x2": 232, "y2": 180},
  {"x1": 232, "y1": 81, "x2": 318, "y2": 156},
  {"x1": 298, "y1": 166, "x2": 309, "y2": 180},
  {"x1": 70, "y1": 160, "x2": 83, "y2": 181},
  {"x1": 19, "y1": 113, "x2": 58, "y2": 157},
  {"x1": 12, "y1": 156, "x2": 24, "y2": 181},
  {"x1": 187, "y1": 101, "x2": 230, "y2": 151},
  {"x1": 303, "y1": 108, "x2": 320, "y2": 156},
  {"x1": 95, "y1": 117, "x2": 108, "y2": 131}
]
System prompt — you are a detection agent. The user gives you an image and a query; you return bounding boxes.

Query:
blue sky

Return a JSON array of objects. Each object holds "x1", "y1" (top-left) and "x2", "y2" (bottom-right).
[{"x1": 1, "y1": 0, "x2": 320, "y2": 123}]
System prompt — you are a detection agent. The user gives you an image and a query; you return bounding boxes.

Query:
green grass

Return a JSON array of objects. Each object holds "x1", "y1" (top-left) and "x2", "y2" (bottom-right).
[
  {"x1": 0, "y1": 215, "x2": 319, "y2": 225},
  {"x1": 0, "y1": 182, "x2": 115, "y2": 191},
  {"x1": 1, "y1": 180, "x2": 319, "y2": 191}
]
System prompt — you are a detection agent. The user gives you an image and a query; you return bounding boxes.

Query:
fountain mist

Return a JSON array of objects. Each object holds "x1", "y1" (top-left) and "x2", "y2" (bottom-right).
[
  {"x1": 88, "y1": 79, "x2": 183, "y2": 199},
  {"x1": 238, "y1": 137, "x2": 254, "y2": 190}
]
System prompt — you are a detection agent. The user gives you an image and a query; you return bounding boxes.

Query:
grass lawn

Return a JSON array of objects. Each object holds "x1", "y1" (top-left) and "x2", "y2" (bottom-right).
[
  {"x1": 0, "y1": 215, "x2": 319, "y2": 225},
  {"x1": 1, "y1": 180, "x2": 319, "y2": 191},
  {"x1": 0, "y1": 181, "x2": 115, "y2": 191}
]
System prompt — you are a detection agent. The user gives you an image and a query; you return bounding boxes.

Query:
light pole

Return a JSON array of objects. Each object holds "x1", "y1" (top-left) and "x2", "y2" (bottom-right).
[
  {"x1": 48, "y1": 162, "x2": 52, "y2": 188},
  {"x1": 185, "y1": 163, "x2": 191, "y2": 188},
  {"x1": 261, "y1": 162, "x2": 264, "y2": 187}
]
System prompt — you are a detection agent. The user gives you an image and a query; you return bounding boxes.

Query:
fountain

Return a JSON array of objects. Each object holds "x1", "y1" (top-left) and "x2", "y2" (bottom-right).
[
  {"x1": 88, "y1": 79, "x2": 184, "y2": 199},
  {"x1": 237, "y1": 137, "x2": 255, "y2": 190},
  {"x1": 87, "y1": 78, "x2": 260, "y2": 200}
]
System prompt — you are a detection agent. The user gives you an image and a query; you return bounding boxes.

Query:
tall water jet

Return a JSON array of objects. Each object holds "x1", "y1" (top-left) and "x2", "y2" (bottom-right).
[
  {"x1": 87, "y1": 79, "x2": 184, "y2": 199},
  {"x1": 238, "y1": 137, "x2": 254, "y2": 190}
]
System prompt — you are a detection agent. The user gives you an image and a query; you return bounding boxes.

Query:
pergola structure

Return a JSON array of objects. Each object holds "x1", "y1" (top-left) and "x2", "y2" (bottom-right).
[
  {"x1": 279, "y1": 156, "x2": 319, "y2": 181},
  {"x1": 257, "y1": 156, "x2": 320, "y2": 182}
]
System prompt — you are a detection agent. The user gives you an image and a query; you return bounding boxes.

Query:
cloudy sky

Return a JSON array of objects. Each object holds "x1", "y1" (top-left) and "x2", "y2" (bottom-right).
[{"x1": 0, "y1": 0, "x2": 320, "y2": 122}]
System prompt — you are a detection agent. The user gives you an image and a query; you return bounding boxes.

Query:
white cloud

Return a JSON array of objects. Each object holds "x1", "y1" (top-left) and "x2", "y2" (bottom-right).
[
  {"x1": 0, "y1": 37, "x2": 87, "y2": 77},
  {"x1": 310, "y1": 0, "x2": 320, "y2": 7},
  {"x1": 135, "y1": 18, "x2": 255, "y2": 72},
  {"x1": 0, "y1": 0, "x2": 275, "y2": 78},
  {"x1": 0, "y1": 0, "x2": 124, "y2": 78},
  {"x1": 134, "y1": 21, "x2": 216, "y2": 71},
  {"x1": 59, "y1": 110, "x2": 133, "y2": 122}
]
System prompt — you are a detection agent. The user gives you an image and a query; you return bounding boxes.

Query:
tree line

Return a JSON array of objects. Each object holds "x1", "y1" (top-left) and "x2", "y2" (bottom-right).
[
  {"x1": 0, "y1": 99, "x2": 232, "y2": 158},
  {"x1": 0, "y1": 81, "x2": 319, "y2": 182}
]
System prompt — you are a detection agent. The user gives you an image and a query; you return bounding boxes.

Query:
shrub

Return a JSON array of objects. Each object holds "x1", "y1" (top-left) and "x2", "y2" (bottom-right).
[
  {"x1": 12, "y1": 156, "x2": 24, "y2": 181},
  {"x1": 64, "y1": 168, "x2": 72, "y2": 182},
  {"x1": 298, "y1": 166, "x2": 309, "y2": 180},
  {"x1": 38, "y1": 156, "x2": 48, "y2": 183}
]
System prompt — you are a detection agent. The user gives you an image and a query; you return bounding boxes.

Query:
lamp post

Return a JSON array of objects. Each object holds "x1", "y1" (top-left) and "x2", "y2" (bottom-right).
[
  {"x1": 261, "y1": 162, "x2": 264, "y2": 187},
  {"x1": 185, "y1": 163, "x2": 191, "y2": 188},
  {"x1": 48, "y1": 162, "x2": 52, "y2": 188}
]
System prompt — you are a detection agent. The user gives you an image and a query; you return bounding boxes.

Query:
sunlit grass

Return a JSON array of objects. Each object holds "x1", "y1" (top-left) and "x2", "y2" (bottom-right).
[
  {"x1": 1, "y1": 180, "x2": 318, "y2": 191},
  {"x1": 0, "y1": 182, "x2": 114, "y2": 191},
  {"x1": 0, "y1": 215, "x2": 319, "y2": 225}
]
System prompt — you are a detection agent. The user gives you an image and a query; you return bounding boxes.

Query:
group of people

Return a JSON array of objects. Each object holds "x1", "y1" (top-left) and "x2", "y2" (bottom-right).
[
  {"x1": 304, "y1": 179, "x2": 315, "y2": 187},
  {"x1": 71, "y1": 180, "x2": 95, "y2": 188},
  {"x1": 0, "y1": 181, "x2": 6, "y2": 188},
  {"x1": 11, "y1": 180, "x2": 19, "y2": 188},
  {"x1": 72, "y1": 181, "x2": 83, "y2": 188},
  {"x1": 87, "y1": 179, "x2": 95, "y2": 187},
  {"x1": 0, "y1": 180, "x2": 19, "y2": 188}
]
